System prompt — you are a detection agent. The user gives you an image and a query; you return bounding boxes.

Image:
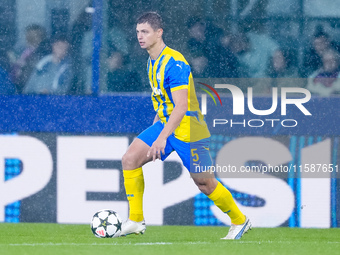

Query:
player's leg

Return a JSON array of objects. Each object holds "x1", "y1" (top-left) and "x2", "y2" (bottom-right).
[
  {"x1": 175, "y1": 137, "x2": 251, "y2": 239},
  {"x1": 120, "y1": 121, "x2": 173, "y2": 236},
  {"x1": 191, "y1": 172, "x2": 251, "y2": 239},
  {"x1": 190, "y1": 172, "x2": 246, "y2": 225},
  {"x1": 121, "y1": 137, "x2": 152, "y2": 226}
]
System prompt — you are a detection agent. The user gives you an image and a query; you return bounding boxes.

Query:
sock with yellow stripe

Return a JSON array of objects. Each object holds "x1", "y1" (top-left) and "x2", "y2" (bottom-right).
[
  {"x1": 208, "y1": 181, "x2": 246, "y2": 225},
  {"x1": 123, "y1": 167, "x2": 144, "y2": 222}
]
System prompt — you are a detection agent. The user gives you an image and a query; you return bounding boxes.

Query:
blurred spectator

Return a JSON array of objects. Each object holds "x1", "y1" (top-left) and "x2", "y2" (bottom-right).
[
  {"x1": 106, "y1": 49, "x2": 141, "y2": 92},
  {"x1": 71, "y1": 5, "x2": 130, "y2": 94},
  {"x1": 107, "y1": 13, "x2": 129, "y2": 56},
  {"x1": 23, "y1": 35, "x2": 72, "y2": 95},
  {"x1": 302, "y1": 26, "x2": 340, "y2": 77},
  {"x1": 187, "y1": 17, "x2": 208, "y2": 58},
  {"x1": 186, "y1": 17, "x2": 239, "y2": 78},
  {"x1": 210, "y1": 33, "x2": 240, "y2": 78},
  {"x1": 306, "y1": 49, "x2": 340, "y2": 96},
  {"x1": 254, "y1": 48, "x2": 300, "y2": 93},
  {"x1": 70, "y1": 7, "x2": 92, "y2": 94},
  {"x1": 0, "y1": 49, "x2": 16, "y2": 94},
  {"x1": 190, "y1": 55, "x2": 209, "y2": 78},
  {"x1": 10, "y1": 24, "x2": 50, "y2": 93},
  {"x1": 80, "y1": 27, "x2": 130, "y2": 94},
  {"x1": 267, "y1": 49, "x2": 298, "y2": 79},
  {"x1": 229, "y1": 32, "x2": 251, "y2": 78},
  {"x1": 236, "y1": 19, "x2": 280, "y2": 78}
]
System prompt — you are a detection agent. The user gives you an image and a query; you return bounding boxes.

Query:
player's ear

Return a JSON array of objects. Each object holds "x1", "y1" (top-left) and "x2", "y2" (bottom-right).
[{"x1": 157, "y1": 28, "x2": 163, "y2": 38}]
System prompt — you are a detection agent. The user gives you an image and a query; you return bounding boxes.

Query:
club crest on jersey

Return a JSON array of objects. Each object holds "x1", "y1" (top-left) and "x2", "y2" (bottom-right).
[
  {"x1": 156, "y1": 72, "x2": 161, "y2": 83},
  {"x1": 153, "y1": 87, "x2": 163, "y2": 96}
]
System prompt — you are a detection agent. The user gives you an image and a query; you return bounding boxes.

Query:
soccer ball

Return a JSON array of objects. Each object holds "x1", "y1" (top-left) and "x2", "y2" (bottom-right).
[{"x1": 91, "y1": 209, "x2": 122, "y2": 238}]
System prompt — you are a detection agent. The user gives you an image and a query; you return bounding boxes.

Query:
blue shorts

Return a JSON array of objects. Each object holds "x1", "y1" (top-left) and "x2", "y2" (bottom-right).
[{"x1": 137, "y1": 121, "x2": 212, "y2": 172}]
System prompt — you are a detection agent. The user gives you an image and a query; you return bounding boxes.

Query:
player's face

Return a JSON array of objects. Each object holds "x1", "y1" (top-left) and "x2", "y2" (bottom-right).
[{"x1": 136, "y1": 22, "x2": 161, "y2": 50}]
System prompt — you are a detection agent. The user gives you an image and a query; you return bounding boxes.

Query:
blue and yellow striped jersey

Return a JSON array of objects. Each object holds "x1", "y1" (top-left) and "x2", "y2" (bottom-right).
[{"x1": 147, "y1": 46, "x2": 210, "y2": 142}]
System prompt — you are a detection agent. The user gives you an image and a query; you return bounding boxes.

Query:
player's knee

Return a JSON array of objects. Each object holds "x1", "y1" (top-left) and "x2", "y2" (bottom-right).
[
  {"x1": 193, "y1": 178, "x2": 217, "y2": 195},
  {"x1": 122, "y1": 151, "x2": 138, "y2": 170},
  {"x1": 197, "y1": 184, "x2": 210, "y2": 195},
  {"x1": 194, "y1": 179, "x2": 209, "y2": 194}
]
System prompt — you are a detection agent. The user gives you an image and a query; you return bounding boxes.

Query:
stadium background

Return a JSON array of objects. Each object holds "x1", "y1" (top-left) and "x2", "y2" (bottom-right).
[{"x1": 0, "y1": 0, "x2": 339, "y2": 228}]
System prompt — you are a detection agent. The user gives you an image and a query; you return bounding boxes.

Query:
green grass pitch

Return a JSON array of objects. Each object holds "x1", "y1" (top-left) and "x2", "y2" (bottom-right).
[{"x1": 1, "y1": 223, "x2": 340, "y2": 255}]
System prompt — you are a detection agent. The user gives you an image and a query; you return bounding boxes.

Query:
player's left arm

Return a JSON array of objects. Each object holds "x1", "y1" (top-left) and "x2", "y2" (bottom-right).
[{"x1": 147, "y1": 88, "x2": 188, "y2": 161}]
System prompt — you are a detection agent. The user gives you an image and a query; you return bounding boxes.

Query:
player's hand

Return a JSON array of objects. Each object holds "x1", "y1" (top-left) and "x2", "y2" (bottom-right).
[{"x1": 147, "y1": 137, "x2": 166, "y2": 161}]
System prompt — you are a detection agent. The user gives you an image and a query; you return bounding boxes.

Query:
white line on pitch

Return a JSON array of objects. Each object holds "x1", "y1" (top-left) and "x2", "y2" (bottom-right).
[
  {"x1": 4, "y1": 241, "x2": 210, "y2": 247},
  {"x1": 5, "y1": 242, "x2": 171, "y2": 246}
]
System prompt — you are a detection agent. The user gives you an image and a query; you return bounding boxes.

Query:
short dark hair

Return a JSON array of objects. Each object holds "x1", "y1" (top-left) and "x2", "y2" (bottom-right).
[
  {"x1": 137, "y1": 12, "x2": 163, "y2": 31},
  {"x1": 313, "y1": 25, "x2": 329, "y2": 39},
  {"x1": 25, "y1": 24, "x2": 45, "y2": 32},
  {"x1": 51, "y1": 33, "x2": 70, "y2": 44}
]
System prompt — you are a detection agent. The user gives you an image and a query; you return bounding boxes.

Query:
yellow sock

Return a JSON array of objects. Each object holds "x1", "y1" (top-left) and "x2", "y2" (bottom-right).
[
  {"x1": 123, "y1": 167, "x2": 144, "y2": 222},
  {"x1": 208, "y1": 181, "x2": 246, "y2": 225}
]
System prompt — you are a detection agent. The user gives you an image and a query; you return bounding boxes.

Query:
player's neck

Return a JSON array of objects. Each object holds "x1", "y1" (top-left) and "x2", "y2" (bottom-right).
[{"x1": 148, "y1": 41, "x2": 166, "y2": 60}]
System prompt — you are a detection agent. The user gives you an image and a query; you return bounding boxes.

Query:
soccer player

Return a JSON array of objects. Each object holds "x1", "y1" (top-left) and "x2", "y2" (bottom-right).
[{"x1": 120, "y1": 12, "x2": 251, "y2": 239}]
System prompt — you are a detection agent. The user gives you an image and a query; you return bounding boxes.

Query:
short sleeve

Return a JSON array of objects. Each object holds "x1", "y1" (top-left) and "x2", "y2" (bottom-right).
[{"x1": 164, "y1": 57, "x2": 191, "y2": 92}]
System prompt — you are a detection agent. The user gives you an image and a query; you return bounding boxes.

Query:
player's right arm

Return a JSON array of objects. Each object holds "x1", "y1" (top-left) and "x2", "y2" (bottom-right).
[{"x1": 147, "y1": 88, "x2": 188, "y2": 161}]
